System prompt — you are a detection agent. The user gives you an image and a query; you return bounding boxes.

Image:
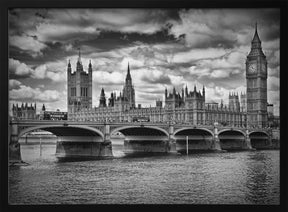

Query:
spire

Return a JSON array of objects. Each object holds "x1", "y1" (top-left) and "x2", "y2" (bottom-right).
[
  {"x1": 248, "y1": 22, "x2": 265, "y2": 58},
  {"x1": 78, "y1": 48, "x2": 81, "y2": 63},
  {"x1": 76, "y1": 48, "x2": 84, "y2": 72},
  {"x1": 126, "y1": 62, "x2": 132, "y2": 82},
  {"x1": 88, "y1": 60, "x2": 92, "y2": 73},
  {"x1": 202, "y1": 85, "x2": 205, "y2": 96},
  {"x1": 99, "y1": 88, "x2": 106, "y2": 107},
  {"x1": 67, "y1": 59, "x2": 72, "y2": 74},
  {"x1": 165, "y1": 87, "x2": 168, "y2": 98},
  {"x1": 185, "y1": 85, "x2": 188, "y2": 96},
  {"x1": 252, "y1": 22, "x2": 261, "y2": 44},
  {"x1": 100, "y1": 87, "x2": 105, "y2": 97}
]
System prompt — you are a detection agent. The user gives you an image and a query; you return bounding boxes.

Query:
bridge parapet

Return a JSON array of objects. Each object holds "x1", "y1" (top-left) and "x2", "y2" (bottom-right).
[{"x1": 9, "y1": 120, "x2": 277, "y2": 162}]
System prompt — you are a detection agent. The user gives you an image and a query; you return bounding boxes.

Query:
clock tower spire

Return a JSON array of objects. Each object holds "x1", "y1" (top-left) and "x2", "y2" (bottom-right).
[{"x1": 246, "y1": 23, "x2": 268, "y2": 128}]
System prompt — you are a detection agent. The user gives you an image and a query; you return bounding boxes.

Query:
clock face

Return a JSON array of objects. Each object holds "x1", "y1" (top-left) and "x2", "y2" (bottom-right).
[
  {"x1": 248, "y1": 63, "x2": 257, "y2": 74},
  {"x1": 261, "y1": 64, "x2": 266, "y2": 73}
]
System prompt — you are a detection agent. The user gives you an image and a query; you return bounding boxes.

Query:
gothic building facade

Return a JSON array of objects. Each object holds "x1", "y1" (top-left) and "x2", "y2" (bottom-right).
[
  {"x1": 67, "y1": 50, "x2": 92, "y2": 115},
  {"x1": 68, "y1": 26, "x2": 269, "y2": 128},
  {"x1": 246, "y1": 23, "x2": 268, "y2": 128},
  {"x1": 12, "y1": 103, "x2": 37, "y2": 120}
]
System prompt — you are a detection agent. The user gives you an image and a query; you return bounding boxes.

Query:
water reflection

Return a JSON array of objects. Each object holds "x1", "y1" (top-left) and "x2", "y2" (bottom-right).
[
  {"x1": 10, "y1": 142, "x2": 279, "y2": 205},
  {"x1": 244, "y1": 151, "x2": 279, "y2": 204}
]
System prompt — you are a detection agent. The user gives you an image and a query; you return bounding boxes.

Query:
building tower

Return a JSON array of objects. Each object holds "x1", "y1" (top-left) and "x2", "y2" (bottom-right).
[
  {"x1": 12, "y1": 102, "x2": 36, "y2": 120},
  {"x1": 99, "y1": 88, "x2": 107, "y2": 107},
  {"x1": 240, "y1": 92, "x2": 247, "y2": 112},
  {"x1": 246, "y1": 23, "x2": 268, "y2": 128},
  {"x1": 67, "y1": 49, "x2": 93, "y2": 117},
  {"x1": 122, "y1": 62, "x2": 135, "y2": 109},
  {"x1": 229, "y1": 92, "x2": 240, "y2": 111}
]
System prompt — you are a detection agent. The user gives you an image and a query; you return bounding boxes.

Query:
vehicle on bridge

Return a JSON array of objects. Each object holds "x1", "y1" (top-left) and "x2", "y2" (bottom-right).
[{"x1": 132, "y1": 117, "x2": 150, "y2": 122}]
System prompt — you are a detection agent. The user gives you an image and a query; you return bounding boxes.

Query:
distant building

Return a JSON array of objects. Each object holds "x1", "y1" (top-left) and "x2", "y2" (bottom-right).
[
  {"x1": 69, "y1": 62, "x2": 246, "y2": 126},
  {"x1": 12, "y1": 103, "x2": 37, "y2": 120},
  {"x1": 240, "y1": 92, "x2": 247, "y2": 112},
  {"x1": 39, "y1": 104, "x2": 67, "y2": 120},
  {"x1": 67, "y1": 49, "x2": 93, "y2": 117},
  {"x1": 246, "y1": 23, "x2": 268, "y2": 128},
  {"x1": 267, "y1": 103, "x2": 279, "y2": 128},
  {"x1": 68, "y1": 25, "x2": 272, "y2": 129},
  {"x1": 267, "y1": 103, "x2": 274, "y2": 118}
]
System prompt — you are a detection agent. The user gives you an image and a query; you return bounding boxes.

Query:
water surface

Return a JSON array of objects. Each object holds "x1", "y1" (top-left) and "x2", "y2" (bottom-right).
[{"x1": 9, "y1": 140, "x2": 279, "y2": 204}]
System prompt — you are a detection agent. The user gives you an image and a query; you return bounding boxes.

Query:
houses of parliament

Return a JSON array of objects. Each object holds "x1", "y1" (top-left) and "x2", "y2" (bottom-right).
[{"x1": 66, "y1": 25, "x2": 269, "y2": 128}]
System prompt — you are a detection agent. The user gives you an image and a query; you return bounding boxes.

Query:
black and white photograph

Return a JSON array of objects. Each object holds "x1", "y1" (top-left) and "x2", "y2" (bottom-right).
[{"x1": 6, "y1": 6, "x2": 282, "y2": 206}]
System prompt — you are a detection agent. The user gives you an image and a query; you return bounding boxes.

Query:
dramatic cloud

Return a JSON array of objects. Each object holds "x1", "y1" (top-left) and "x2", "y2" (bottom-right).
[
  {"x1": 9, "y1": 58, "x2": 33, "y2": 77},
  {"x1": 10, "y1": 85, "x2": 62, "y2": 102},
  {"x1": 169, "y1": 9, "x2": 280, "y2": 48},
  {"x1": 93, "y1": 71, "x2": 124, "y2": 85},
  {"x1": 172, "y1": 48, "x2": 228, "y2": 63},
  {"x1": 8, "y1": 8, "x2": 280, "y2": 115},
  {"x1": 9, "y1": 79, "x2": 22, "y2": 89},
  {"x1": 9, "y1": 58, "x2": 67, "y2": 82},
  {"x1": 9, "y1": 35, "x2": 47, "y2": 57}
]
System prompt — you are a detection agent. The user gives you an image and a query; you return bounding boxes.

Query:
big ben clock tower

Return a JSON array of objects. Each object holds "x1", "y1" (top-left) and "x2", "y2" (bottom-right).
[{"x1": 246, "y1": 23, "x2": 268, "y2": 128}]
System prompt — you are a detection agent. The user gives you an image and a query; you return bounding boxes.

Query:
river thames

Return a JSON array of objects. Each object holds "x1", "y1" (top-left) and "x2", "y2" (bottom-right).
[{"x1": 8, "y1": 139, "x2": 279, "y2": 205}]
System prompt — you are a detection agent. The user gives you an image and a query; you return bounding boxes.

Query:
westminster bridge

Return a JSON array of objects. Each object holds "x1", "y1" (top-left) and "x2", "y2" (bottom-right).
[{"x1": 9, "y1": 120, "x2": 279, "y2": 162}]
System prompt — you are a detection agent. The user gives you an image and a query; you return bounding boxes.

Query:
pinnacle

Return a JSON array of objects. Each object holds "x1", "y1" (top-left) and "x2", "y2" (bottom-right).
[{"x1": 252, "y1": 22, "x2": 261, "y2": 44}]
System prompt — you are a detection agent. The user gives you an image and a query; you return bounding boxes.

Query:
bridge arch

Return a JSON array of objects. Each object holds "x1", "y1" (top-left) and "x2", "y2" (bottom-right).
[
  {"x1": 18, "y1": 125, "x2": 104, "y2": 138},
  {"x1": 249, "y1": 131, "x2": 269, "y2": 149},
  {"x1": 248, "y1": 131, "x2": 269, "y2": 137},
  {"x1": 173, "y1": 128, "x2": 214, "y2": 153},
  {"x1": 173, "y1": 127, "x2": 214, "y2": 137},
  {"x1": 218, "y1": 129, "x2": 246, "y2": 150},
  {"x1": 110, "y1": 126, "x2": 169, "y2": 137},
  {"x1": 110, "y1": 126, "x2": 170, "y2": 154},
  {"x1": 218, "y1": 129, "x2": 245, "y2": 137}
]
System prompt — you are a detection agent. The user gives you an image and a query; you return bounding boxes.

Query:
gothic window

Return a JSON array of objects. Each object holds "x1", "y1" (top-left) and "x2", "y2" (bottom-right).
[{"x1": 71, "y1": 87, "x2": 76, "y2": 96}]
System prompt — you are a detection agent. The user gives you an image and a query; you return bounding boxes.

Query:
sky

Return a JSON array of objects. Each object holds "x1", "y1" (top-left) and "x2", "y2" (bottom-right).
[{"x1": 8, "y1": 8, "x2": 280, "y2": 115}]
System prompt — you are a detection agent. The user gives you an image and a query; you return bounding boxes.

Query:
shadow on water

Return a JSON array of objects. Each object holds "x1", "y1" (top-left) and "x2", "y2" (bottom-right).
[
  {"x1": 121, "y1": 152, "x2": 179, "y2": 159},
  {"x1": 56, "y1": 156, "x2": 113, "y2": 163},
  {"x1": 177, "y1": 149, "x2": 225, "y2": 154}
]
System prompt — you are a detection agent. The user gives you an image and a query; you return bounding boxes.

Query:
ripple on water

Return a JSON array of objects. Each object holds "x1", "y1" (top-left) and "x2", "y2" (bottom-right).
[{"x1": 9, "y1": 144, "x2": 280, "y2": 205}]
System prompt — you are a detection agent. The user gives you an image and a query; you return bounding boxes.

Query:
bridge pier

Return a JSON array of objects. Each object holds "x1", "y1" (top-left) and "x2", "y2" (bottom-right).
[
  {"x1": 123, "y1": 136, "x2": 170, "y2": 154},
  {"x1": 212, "y1": 125, "x2": 224, "y2": 152},
  {"x1": 267, "y1": 129, "x2": 273, "y2": 148},
  {"x1": 56, "y1": 124, "x2": 113, "y2": 159},
  {"x1": 103, "y1": 124, "x2": 113, "y2": 156},
  {"x1": 244, "y1": 129, "x2": 254, "y2": 150},
  {"x1": 55, "y1": 136, "x2": 113, "y2": 159},
  {"x1": 169, "y1": 125, "x2": 177, "y2": 153},
  {"x1": 9, "y1": 123, "x2": 23, "y2": 164}
]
